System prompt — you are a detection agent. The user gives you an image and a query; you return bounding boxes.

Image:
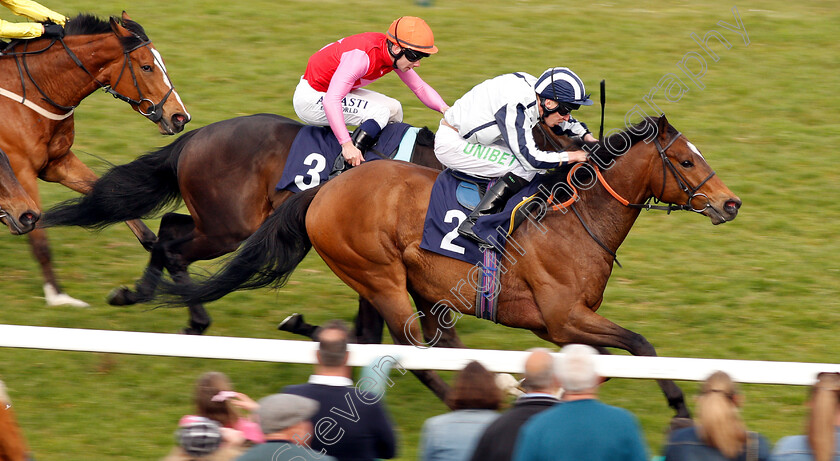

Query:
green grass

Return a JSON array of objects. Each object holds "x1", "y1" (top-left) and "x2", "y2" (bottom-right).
[{"x1": 1, "y1": 1, "x2": 838, "y2": 459}]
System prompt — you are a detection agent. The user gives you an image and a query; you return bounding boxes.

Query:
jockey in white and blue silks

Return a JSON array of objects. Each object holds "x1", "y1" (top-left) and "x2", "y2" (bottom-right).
[{"x1": 433, "y1": 67, "x2": 595, "y2": 243}]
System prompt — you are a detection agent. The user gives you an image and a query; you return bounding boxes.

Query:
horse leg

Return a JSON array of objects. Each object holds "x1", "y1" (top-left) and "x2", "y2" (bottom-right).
[
  {"x1": 537, "y1": 300, "x2": 690, "y2": 418},
  {"x1": 9, "y1": 165, "x2": 88, "y2": 307},
  {"x1": 107, "y1": 212, "x2": 194, "y2": 306},
  {"x1": 353, "y1": 298, "x2": 384, "y2": 344}
]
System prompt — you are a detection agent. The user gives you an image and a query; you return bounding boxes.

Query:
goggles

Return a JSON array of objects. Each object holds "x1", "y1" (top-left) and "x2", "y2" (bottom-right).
[
  {"x1": 402, "y1": 48, "x2": 430, "y2": 62},
  {"x1": 540, "y1": 98, "x2": 579, "y2": 117}
]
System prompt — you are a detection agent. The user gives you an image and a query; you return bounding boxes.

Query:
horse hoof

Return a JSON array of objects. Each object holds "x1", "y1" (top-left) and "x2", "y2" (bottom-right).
[
  {"x1": 46, "y1": 292, "x2": 90, "y2": 308},
  {"x1": 106, "y1": 287, "x2": 135, "y2": 306},
  {"x1": 278, "y1": 313, "x2": 304, "y2": 332},
  {"x1": 180, "y1": 327, "x2": 203, "y2": 335}
]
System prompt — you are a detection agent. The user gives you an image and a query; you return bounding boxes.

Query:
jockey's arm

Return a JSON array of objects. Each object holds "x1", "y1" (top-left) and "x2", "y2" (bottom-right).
[
  {"x1": 397, "y1": 69, "x2": 449, "y2": 114},
  {"x1": 2, "y1": 0, "x2": 66, "y2": 24},
  {"x1": 497, "y1": 102, "x2": 578, "y2": 171},
  {"x1": 323, "y1": 49, "x2": 370, "y2": 145}
]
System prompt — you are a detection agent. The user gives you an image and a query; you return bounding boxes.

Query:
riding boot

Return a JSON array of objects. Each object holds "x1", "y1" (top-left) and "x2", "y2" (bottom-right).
[
  {"x1": 330, "y1": 127, "x2": 380, "y2": 179},
  {"x1": 458, "y1": 172, "x2": 530, "y2": 244}
]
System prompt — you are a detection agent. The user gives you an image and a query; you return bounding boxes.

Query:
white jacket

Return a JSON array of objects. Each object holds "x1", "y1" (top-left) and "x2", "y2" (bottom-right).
[{"x1": 444, "y1": 72, "x2": 587, "y2": 172}]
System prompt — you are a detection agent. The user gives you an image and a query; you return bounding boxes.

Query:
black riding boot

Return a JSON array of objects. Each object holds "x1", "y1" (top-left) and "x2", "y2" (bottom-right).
[
  {"x1": 458, "y1": 172, "x2": 530, "y2": 244},
  {"x1": 330, "y1": 127, "x2": 379, "y2": 179}
]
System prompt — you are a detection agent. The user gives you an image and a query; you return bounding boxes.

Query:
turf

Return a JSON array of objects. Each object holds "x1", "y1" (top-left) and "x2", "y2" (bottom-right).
[{"x1": 0, "y1": 1, "x2": 838, "y2": 459}]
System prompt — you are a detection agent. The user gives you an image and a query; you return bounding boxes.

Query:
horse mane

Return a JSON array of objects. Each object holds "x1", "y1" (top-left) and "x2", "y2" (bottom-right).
[
  {"x1": 579, "y1": 116, "x2": 674, "y2": 164},
  {"x1": 64, "y1": 13, "x2": 149, "y2": 51},
  {"x1": 537, "y1": 116, "x2": 676, "y2": 201}
]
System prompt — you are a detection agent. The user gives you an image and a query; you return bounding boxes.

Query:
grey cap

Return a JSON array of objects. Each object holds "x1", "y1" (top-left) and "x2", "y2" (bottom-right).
[{"x1": 257, "y1": 394, "x2": 319, "y2": 434}]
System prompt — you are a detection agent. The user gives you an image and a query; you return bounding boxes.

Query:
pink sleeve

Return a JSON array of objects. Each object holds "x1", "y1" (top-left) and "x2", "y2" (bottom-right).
[
  {"x1": 234, "y1": 418, "x2": 265, "y2": 444},
  {"x1": 397, "y1": 69, "x2": 448, "y2": 113},
  {"x1": 324, "y1": 49, "x2": 371, "y2": 145}
]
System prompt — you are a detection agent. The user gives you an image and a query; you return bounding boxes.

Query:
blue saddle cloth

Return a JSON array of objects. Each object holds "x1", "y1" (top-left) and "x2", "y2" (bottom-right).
[
  {"x1": 420, "y1": 170, "x2": 546, "y2": 265},
  {"x1": 275, "y1": 123, "x2": 412, "y2": 193}
]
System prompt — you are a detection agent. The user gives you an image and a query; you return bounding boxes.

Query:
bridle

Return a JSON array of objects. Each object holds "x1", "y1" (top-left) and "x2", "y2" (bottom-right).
[
  {"x1": 5, "y1": 29, "x2": 174, "y2": 123},
  {"x1": 540, "y1": 126, "x2": 722, "y2": 264}
]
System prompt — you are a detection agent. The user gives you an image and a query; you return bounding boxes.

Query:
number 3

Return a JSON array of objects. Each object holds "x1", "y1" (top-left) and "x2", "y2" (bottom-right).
[{"x1": 294, "y1": 153, "x2": 327, "y2": 190}]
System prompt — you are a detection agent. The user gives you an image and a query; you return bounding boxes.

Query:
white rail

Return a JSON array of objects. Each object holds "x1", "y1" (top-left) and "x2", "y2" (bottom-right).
[{"x1": 1, "y1": 325, "x2": 837, "y2": 385}]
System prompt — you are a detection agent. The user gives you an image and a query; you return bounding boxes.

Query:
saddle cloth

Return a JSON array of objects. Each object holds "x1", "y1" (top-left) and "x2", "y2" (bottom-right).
[
  {"x1": 275, "y1": 122, "x2": 412, "y2": 193},
  {"x1": 420, "y1": 169, "x2": 548, "y2": 266}
]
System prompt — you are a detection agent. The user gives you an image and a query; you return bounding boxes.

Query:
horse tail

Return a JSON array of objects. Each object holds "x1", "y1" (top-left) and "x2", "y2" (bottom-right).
[
  {"x1": 42, "y1": 129, "x2": 201, "y2": 229},
  {"x1": 158, "y1": 186, "x2": 319, "y2": 306}
]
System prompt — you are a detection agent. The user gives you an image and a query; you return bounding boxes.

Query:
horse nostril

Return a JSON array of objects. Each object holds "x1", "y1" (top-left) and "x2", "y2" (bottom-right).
[
  {"x1": 724, "y1": 199, "x2": 740, "y2": 214},
  {"x1": 20, "y1": 211, "x2": 40, "y2": 227},
  {"x1": 172, "y1": 114, "x2": 189, "y2": 129}
]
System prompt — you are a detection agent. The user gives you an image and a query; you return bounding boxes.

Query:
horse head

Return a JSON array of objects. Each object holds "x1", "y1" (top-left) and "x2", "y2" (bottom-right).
[
  {"x1": 643, "y1": 115, "x2": 740, "y2": 224},
  {"x1": 104, "y1": 12, "x2": 190, "y2": 134},
  {"x1": 0, "y1": 152, "x2": 39, "y2": 234}
]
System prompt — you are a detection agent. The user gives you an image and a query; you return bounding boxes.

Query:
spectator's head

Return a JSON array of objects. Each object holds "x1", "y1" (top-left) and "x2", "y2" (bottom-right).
[
  {"x1": 256, "y1": 394, "x2": 318, "y2": 438},
  {"x1": 556, "y1": 344, "x2": 599, "y2": 395},
  {"x1": 446, "y1": 361, "x2": 503, "y2": 410},
  {"x1": 522, "y1": 348, "x2": 559, "y2": 395},
  {"x1": 696, "y1": 371, "x2": 746, "y2": 458},
  {"x1": 807, "y1": 372, "x2": 840, "y2": 461},
  {"x1": 317, "y1": 319, "x2": 350, "y2": 368},
  {"x1": 194, "y1": 371, "x2": 238, "y2": 427},
  {"x1": 176, "y1": 417, "x2": 223, "y2": 458}
]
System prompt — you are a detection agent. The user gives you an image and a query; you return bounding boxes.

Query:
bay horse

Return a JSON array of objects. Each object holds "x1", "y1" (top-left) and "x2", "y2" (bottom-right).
[
  {"x1": 0, "y1": 149, "x2": 39, "y2": 234},
  {"x1": 0, "y1": 12, "x2": 190, "y2": 307},
  {"x1": 0, "y1": 379, "x2": 28, "y2": 461},
  {"x1": 155, "y1": 115, "x2": 741, "y2": 416},
  {"x1": 43, "y1": 114, "x2": 444, "y2": 334}
]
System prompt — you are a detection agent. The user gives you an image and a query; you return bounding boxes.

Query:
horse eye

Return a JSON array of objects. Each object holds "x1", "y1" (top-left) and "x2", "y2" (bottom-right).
[
  {"x1": 680, "y1": 160, "x2": 694, "y2": 168},
  {"x1": 141, "y1": 65, "x2": 153, "y2": 72}
]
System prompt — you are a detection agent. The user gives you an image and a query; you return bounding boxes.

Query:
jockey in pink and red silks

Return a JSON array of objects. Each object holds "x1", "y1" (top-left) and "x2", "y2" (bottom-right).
[{"x1": 293, "y1": 16, "x2": 449, "y2": 167}]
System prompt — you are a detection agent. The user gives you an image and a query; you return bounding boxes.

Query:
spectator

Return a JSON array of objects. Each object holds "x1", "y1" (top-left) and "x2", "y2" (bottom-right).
[
  {"x1": 771, "y1": 372, "x2": 840, "y2": 461},
  {"x1": 513, "y1": 344, "x2": 648, "y2": 461},
  {"x1": 470, "y1": 348, "x2": 561, "y2": 461},
  {"x1": 184, "y1": 371, "x2": 264, "y2": 445},
  {"x1": 0, "y1": 379, "x2": 28, "y2": 461},
  {"x1": 236, "y1": 394, "x2": 337, "y2": 461},
  {"x1": 162, "y1": 416, "x2": 244, "y2": 461},
  {"x1": 419, "y1": 361, "x2": 503, "y2": 461},
  {"x1": 664, "y1": 370, "x2": 770, "y2": 461},
  {"x1": 283, "y1": 319, "x2": 397, "y2": 461}
]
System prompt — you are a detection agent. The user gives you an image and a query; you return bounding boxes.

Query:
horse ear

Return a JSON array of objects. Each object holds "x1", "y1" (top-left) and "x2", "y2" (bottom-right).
[
  {"x1": 121, "y1": 11, "x2": 133, "y2": 22},
  {"x1": 109, "y1": 16, "x2": 129, "y2": 37},
  {"x1": 657, "y1": 114, "x2": 670, "y2": 140}
]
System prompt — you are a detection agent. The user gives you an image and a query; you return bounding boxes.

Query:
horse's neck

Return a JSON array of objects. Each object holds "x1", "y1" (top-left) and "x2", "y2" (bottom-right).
[
  {"x1": 8, "y1": 35, "x2": 119, "y2": 108},
  {"x1": 543, "y1": 144, "x2": 655, "y2": 253}
]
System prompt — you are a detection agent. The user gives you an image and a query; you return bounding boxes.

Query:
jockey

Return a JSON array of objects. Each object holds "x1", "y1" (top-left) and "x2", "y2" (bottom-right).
[
  {"x1": 434, "y1": 67, "x2": 595, "y2": 244},
  {"x1": 0, "y1": 0, "x2": 66, "y2": 40},
  {"x1": 293, "y1": 16, "x2": 449, "y2": 168}
]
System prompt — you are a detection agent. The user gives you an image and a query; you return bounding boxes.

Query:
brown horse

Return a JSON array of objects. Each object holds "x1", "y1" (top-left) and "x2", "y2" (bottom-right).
[
  {"x1": 0, "y1": 149, "x2": 39, "y2": 234},
  {"x1": 0, "y1": 13, "x2": 189, "y2": 307},
  {"x1": 43, "y1": 114, "x2": 443, "y2": 333},
  {"x1": 0, "y1": 379, "x2": 28, "y2": 461},
  {"x1": 157, "y1": 115, "x2": 741, "y2": 416}
]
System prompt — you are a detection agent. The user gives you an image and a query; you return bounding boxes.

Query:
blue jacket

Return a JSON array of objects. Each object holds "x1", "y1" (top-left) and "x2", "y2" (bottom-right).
[
  {"x1": 664, "y1": 426, "x2": 771, "y2": 461},
  {"x1": 420, "y1": 409, "x2": 499, "y2": 461},
  {"x1": 513, "y1": 398, "x2": 648, "y2": 461},
  {"x1": 283, "y1": 378, "x2": 396, "y2": 461},
  {"x1": 770, "y1": 429, "x2": 840, "y2": 461}
]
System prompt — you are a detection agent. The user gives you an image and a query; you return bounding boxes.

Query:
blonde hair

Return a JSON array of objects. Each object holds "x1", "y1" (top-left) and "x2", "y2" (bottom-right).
[
  {"x1": 808, "y1": 372, "x2": 840, "y2": 461},
  {"x1": 695, "y1": 371, "x2": 747, "y2": 458}
]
